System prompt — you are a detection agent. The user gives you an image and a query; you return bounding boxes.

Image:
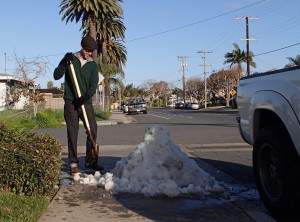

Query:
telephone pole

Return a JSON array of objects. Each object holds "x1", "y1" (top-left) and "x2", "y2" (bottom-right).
[
  {"x1": 4, "y1": 53, "x2": 7, "y2": 74},
  {"x1": 197, "y1": 50, "x2": 212, "y2": 109},
  {"x1": 178, "y1": 55, "x2": 188, "y2": 103},
  {"x1": 236, "y1": 16, "x2": 258, "y2": 76}
]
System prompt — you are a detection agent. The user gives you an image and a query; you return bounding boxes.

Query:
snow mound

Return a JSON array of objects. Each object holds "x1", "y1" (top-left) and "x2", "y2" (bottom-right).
[{"x1": 96, "y1": 124, "x2": 223, "y2": 197}]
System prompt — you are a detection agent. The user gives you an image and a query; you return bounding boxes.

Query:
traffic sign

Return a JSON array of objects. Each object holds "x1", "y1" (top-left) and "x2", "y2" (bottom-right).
[{"x1": 230, "y1": 89, "x2": 236, "y2": 96}]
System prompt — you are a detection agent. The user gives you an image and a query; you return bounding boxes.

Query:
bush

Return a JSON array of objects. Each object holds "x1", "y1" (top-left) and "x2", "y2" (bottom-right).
[{"x1": 0, "y1": 123, "x2": 62, "y2": 197}]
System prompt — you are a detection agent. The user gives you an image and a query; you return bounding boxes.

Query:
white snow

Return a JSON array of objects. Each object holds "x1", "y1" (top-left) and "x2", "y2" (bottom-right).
[{"x1": 75, "y1": 124, "x2": 224, "y2": 197}]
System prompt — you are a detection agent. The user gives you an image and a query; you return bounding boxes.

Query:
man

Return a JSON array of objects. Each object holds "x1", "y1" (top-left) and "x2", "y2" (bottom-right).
[{"x1": 54, "y1": 35, "x2": 102, "y2": 175}]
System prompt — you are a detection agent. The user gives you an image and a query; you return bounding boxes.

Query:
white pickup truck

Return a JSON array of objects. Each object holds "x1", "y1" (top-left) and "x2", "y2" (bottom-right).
[{"x1": 236, "y1": 66, "x2": 300, "y2": 216}]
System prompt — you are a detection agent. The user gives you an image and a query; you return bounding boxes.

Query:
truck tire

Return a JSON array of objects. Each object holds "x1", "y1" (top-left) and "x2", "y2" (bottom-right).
[{"x1": 253, "y1": 126, "x2": 300, "y2": 216}]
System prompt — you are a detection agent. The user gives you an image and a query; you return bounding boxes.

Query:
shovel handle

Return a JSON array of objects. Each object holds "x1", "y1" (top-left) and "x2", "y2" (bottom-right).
[
  {"x1": 69, "y1": 61, "x2": 98, "y2": 157},
  {"x1": 69, "y1": 62, "x2": 91, "y2": 132}
]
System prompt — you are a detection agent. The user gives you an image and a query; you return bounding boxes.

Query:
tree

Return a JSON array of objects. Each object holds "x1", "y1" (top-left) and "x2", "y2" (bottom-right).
[
  {"x1": 123, "y1": 83, "x2": 143, "y2": 99},
  {"x1": 224, "y1": 43, "x2": 256, "y2": 78},
  {"x1": 47, "y1": 81, "x2": 54, "y2": 89},
  {"x1": 285, "y1": 54, "x2": 300, "y2": 68},
  {"x1": 143, "y1": 80, "x2": 171, "y2": 107},
  {"x1": 14, "y1": 53, "x2": 48, "y2": 117},
  {"x1": 172, "y1": 87, "x2": 183, "y2": 103},
  {"x1": 186, "y1": 77, "x2": 204, "y2": 104},
  {"x1": 207, "y1": 68, "x2": 238, "y2": 107},
  {"x1": 59, "y1": 0, "x2": 126, "y2": 111}
]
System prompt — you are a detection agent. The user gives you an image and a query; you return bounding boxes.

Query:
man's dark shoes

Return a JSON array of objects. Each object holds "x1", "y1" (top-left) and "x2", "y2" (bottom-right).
[
  {"x1": 85, "y1": 163, "x2": 104, "y2": 172},
  {"x1": 70, "y1": 166, "x2": 80, "y2": 175}
]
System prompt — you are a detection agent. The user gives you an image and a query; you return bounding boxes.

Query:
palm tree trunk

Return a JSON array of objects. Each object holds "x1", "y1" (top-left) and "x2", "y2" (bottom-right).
[
  {"x1": 102, "y1": 40, "x2": 110, "y2": 111},
  {"x1": 89, "y1": 14, "x2": 98, "y2": 62}
]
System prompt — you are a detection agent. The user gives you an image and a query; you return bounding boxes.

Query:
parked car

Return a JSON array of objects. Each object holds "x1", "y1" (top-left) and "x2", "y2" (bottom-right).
[
  {"x1": 122, "y1": 103, "x2": 129, "y2": 113},
  {"x1": 127, "y1": 98, "x2": 147, "y2": 114},
  {"x1": 188, "y1": 102, "x2": 200, "y2": 110},
  {"x1": 175, "y1": 102, "x2": 184, "y2": 109}
]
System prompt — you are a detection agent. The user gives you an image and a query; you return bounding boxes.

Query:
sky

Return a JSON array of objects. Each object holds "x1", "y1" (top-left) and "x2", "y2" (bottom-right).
[
  {"x1": 0, "y1": 0, "x2": 300, "y2": 89},
  {"x1": 73, "y1": 124, "x2": 224, "y2": 197}
]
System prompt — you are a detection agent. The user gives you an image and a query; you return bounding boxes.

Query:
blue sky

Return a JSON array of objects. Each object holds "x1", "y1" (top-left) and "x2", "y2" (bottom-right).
[{"x1": 0, "y1": 0, "x2": 299, "y2": 89}]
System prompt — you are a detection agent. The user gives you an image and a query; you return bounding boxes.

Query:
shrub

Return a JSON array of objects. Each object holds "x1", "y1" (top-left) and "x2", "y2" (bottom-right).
[{"x1": 0, "y1": 123, "x2": 62, "y2": 197}]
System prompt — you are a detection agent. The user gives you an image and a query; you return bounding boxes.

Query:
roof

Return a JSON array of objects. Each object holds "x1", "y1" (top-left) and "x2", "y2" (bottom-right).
[
  {"x1": 37, "y1": 88, "x2": 64, "y2": 94},
  {"x1": 0, "y1": 73, "x2": 23, "y2": 82}
]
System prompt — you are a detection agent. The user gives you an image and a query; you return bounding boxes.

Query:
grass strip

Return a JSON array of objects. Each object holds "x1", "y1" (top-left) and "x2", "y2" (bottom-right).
[{"x1": 0, "y1": 192, "x2": 49, "y2": 222}]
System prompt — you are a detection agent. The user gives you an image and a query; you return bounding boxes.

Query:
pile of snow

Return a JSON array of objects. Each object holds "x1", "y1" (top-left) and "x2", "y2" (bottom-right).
[{"x1": 75, "y1": 124, "x2": 223, "y2": 197}]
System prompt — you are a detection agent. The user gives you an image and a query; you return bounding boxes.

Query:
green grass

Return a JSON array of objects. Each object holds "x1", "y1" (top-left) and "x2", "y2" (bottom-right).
[
  {"x1": 0, "y1": 109, "x2": 111, "y2": 129},
  {"x1": 0, "y1": 192, "x2": 49, "y2": 222}
]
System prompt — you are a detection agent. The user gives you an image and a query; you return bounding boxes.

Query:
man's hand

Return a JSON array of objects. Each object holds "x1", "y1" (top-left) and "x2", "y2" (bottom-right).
[
  {"x1": 62, "y1": 52, "x2": 73, "y2": 68},
  {"x1": 73, "y1": 94, "x2": 89, "y2": 108},
  {"x1": 64, "y1": 52, "x2": 73, "y2": 62}
]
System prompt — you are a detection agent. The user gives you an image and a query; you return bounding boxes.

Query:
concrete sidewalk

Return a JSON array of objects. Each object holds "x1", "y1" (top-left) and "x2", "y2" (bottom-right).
[
  {"x1": 38, "y1": 109, "x2": 277, "y2": 222},
  {"x1": 97, "y1": 109, "x2": 135, "y2": 126}
]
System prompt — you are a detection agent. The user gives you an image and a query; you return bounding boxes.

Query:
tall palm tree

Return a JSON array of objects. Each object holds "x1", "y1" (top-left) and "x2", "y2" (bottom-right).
[
  {"x1": 81, "y1": 3, "x2": 125, "y2": 110},
  {"x1": 94, "y1": 13, "x2": 126, "y2": 111},
  {"x1": 59, "y1": 0, "x2": 122, "y2": 62},
  {"x1": 59, "y1": 0, "x2": 126, "y2": 110},
  {"x1": 224, "y1": 43, "x2": 256, "y2": 78},
  {"x1": 285, "y1": 55, "x2": 300, "y2": 68}
]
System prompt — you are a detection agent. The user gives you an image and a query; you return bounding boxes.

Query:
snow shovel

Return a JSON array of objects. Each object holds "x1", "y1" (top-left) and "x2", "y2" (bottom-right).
[{"x1": 68, "y1": 61, "x2": 99, "y2": 159}]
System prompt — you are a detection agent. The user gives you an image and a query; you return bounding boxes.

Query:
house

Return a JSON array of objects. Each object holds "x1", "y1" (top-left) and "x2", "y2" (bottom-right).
[{"x1": 0, "y1": 73, "x2": 27, "y2": 111}]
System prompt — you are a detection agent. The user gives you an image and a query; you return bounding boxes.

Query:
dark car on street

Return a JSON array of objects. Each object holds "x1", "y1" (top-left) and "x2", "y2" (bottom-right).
[{"x1": 175, "y1": 102, "x2": 184, "y2": 109}]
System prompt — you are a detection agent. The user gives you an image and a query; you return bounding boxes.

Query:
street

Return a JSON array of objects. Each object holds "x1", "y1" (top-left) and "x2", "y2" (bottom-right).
[{"x1": 37, "y1": 108, "x2": 288, "y2": 221}]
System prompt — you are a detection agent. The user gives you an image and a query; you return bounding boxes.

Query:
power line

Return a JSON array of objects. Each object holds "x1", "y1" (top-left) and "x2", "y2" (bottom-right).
[
  {"x1": 125, "y1": 0, "x2": 267, "y2": 43},
  {"x1": 255, "y1": 42, "x2": 300, "y2": 57}
]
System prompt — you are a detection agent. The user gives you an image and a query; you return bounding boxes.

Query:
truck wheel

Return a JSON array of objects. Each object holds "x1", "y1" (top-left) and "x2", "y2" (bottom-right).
[{"x1": 253, "y1": 126, "x2": 300, "y2": 216}]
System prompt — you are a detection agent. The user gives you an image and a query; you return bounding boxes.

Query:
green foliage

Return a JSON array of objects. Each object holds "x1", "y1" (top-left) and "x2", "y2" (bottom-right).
[
  {"x1": 0, "y1": 123, "x2": 62, "y2": 197},
  {"x1": 0, "y1": 192, "x2": 48, "y2": 222},
  {"x1": 36, "y1": 109, "x2": 64, "y2": 128},
  {"x1": 95, "y1": 109, "x2": 111, "y2": 121}
]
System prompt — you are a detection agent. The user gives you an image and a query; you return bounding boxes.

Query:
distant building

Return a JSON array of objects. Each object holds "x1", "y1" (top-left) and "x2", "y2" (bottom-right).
[
  {"x1": 36, "y1": 88, "x2": 64, "y2": 109},
  {"x1": 0, "y1": 73, "x2": 27, "y2": 111}
]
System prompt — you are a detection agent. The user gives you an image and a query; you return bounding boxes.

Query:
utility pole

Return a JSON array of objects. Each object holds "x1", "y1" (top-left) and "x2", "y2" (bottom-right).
[
  {"x1": 4, "y1": 53, "x2": 7, "y2": 74},
  {"x1": 197, "y1": 50, "x2": 212, "y2": 109},
  {"x1": 236, "y1": 16, "x2": 258, "y2": 76},
  {"x1": 178, "y1": 55, "x2": 188, "y2": 104}
]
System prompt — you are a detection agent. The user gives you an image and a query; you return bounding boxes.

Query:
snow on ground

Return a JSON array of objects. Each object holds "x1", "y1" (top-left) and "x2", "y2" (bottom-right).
[{"x1": 74, "y1": 124, "x2": 224, "y2": 197}]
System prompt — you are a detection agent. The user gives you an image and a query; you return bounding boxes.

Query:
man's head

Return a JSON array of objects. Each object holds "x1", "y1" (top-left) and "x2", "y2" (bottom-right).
[{"x1": 80, "y1": 36, "x2": 97, "y2": 59}]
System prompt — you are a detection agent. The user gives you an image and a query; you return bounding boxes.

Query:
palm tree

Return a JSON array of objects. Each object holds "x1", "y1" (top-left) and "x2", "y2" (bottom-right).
[
  {"x1": 59, "y1": 0, "x2": 126, "y2": 110},
  {"x1": 285, "y1": 55, "x2": 300, "y2": 68},
  {"x1": 59, "y1": 0, "x2": 122, "y2": 62},
  {"x1": 224, "y1": 43, "x2": 256, "y2": 78},
  {"x1": 81, "y1": 3, "x2": 126, "y2": 110}
]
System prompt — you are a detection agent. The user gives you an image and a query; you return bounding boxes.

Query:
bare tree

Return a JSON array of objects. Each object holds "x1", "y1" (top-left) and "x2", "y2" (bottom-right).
[
  {"x1": 142, "y1": 80, "x2": 171, "y2": 107},
  {"x1": 13, "y1": 53, "x2": 49, "y2": 117},
  {"x1": 186, "y1": 77, "x2": 204, "y2": 104},
  {"x1": 207, "y1": 67, "x2": 238, "y2": 107}
]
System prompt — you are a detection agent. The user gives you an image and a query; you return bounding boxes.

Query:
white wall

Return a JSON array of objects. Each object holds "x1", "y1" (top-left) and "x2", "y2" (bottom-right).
[{"x1": 0, "y1": 82, "x2": 6, "y2": 111}]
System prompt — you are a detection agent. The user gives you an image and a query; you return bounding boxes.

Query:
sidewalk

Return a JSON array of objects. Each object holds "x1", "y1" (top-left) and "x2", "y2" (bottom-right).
[
  {"x1": 96, "y1": 109, "x2": 135, "y2": 126},
  {"x1": 38, "y1": 109, "x2": 276, "y2": 222}
]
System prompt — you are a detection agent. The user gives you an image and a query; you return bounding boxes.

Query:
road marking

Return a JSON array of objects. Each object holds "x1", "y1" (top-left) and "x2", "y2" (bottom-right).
[
  {"x1": 148, "y1": 113, "x2": 170, "y2": 119},
  {"x1": 189, "y1": 147, "x2": 252, "y2": 152}
]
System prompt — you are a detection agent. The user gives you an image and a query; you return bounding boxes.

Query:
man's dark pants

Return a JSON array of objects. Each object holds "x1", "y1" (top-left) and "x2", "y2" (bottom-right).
[{"x1": 64, "y1": 101, "x2": 98, "y2": 167}]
